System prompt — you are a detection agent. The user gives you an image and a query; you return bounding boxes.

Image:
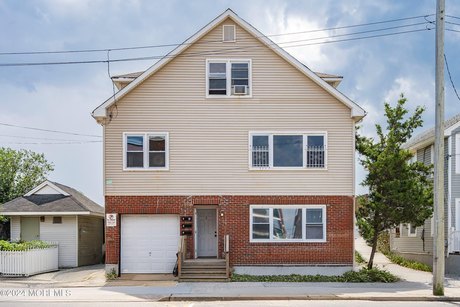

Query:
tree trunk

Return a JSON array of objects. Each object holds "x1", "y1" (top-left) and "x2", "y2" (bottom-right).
[{"x1": 367, "y1": 229, "x2": 379, "y2": 269}]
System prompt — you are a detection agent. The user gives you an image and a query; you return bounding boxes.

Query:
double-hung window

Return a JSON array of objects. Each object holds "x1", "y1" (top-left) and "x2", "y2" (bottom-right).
[
  {"x1": 407, "y1": 224, "x2": 417, "y2": 237},
  {"x1": 250, "y1": 205, "x2": 326, "y2": 242},
  {"x1": 124, "y1": 132, "x2": 169, "y2": 170},
  {"x1": 249, "y1": 132, "x2": 327, "y2": 169},
  {"x1": 207, "y1": 59, "x2": 251, "y2": 97}
]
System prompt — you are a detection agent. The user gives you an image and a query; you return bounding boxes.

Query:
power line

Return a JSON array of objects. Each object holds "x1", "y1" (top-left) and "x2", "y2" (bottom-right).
[
  {"x1": 446, "y1": 21, "x2": 460, "y2": 26},
  {"x1": 0, "y1": 14, "x2": 434, "y2": 56},
  {"x1": 446, "y1": 28, "x2": 460, "y2": 33},
  {"x1": 0, "y1": 27, "x2": 432, "y2": 67},
  {"x1": 0, "y1": 134, "x2": 99, "y2": 142},
  {"x1": 1, "y1": 141, "x2": 102, "y2": 145},
  {"x1": 0, "y1": 122, "x2": 102, "y2": 138},
  {"x1": 444, "y1": 53, "x2": 460, "y2": 102},
  {"x1": 446, "y1": 15, "x2": 460, "y2": 20}
]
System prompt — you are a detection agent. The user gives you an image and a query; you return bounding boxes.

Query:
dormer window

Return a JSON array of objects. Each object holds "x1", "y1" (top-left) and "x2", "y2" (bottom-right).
[
  {"x1": 222, "y1": 25, "x2": 236, "y2": 42},
  {"x1": 206, "y1": 59, "x2": 251, "y2": 97}
]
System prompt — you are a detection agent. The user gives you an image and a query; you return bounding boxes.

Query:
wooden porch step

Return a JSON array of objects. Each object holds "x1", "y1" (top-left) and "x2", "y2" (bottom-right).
[{"x1": 179, "y1": 259, "x2": 228, "y2": 282}]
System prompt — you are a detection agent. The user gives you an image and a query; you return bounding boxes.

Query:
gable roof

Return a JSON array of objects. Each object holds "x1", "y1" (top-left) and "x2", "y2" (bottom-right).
[
  {"x1": 404, "y1": 113, "x2": 460, "y2": 150},
  {"x1": 92, "y1": 9, "x2": 365, "y2": 120},
  {"x1": 1, "y1": 180, "x2": 104, "y2": 217}
]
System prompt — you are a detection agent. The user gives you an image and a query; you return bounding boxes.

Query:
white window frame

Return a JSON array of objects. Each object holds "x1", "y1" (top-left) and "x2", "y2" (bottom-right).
[
  {"x1": 222, "y1": 25, "x2": 236, "y2": 42},
  {"x1": 407, "y1": 223, "x2": 417, "y2": 237},
  {"x1": 248, "y1": 131, "x2": 328, "y2": 170},
  {"x1": 249, "y1": 205, "x2": 327, "y2": 243},
  {"x1": 206, "y1": 59, "x2": 252, "y2": 98},
  {"x1": 123, "y1": 132, "x2": 169, "y2": 171}
]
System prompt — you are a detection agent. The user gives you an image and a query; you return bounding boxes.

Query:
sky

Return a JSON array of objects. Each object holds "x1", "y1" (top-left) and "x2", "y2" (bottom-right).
[{"x1": 1, "y1": 0, "x2": 459, "y2": 205}]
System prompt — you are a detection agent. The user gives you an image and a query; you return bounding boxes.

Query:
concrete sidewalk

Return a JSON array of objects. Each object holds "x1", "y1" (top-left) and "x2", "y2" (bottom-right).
[
  {"x1": 0, "y1": 239, "x2": 459, "y2": 303},
  {"x1": 0, "y1": 281, "x2": 459, "y2": 303}
]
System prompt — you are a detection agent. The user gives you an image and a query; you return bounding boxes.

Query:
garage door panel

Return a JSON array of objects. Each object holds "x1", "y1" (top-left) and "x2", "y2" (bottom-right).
[{"x1": 121, "y1": 215, "x2": 180, "y2": 274}]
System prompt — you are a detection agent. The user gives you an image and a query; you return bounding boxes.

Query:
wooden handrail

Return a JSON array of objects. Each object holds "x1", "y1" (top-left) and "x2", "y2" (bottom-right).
[
  {"x1": 178, "y1": 236, "x2": 186, "y2": 278},
  {"x1": 224, "y1": 234, "x2": 230, "y2": 279}
]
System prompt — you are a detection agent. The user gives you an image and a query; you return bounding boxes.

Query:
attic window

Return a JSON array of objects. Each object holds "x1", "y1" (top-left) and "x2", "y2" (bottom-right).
[{"x1": 223, "y1": 25, "x2": 236, "y2": 42}]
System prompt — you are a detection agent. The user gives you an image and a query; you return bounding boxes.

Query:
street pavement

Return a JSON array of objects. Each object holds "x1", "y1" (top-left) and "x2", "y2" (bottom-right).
[{"x1": 0, "y1": 237, "x2": 458, "y2": 303}]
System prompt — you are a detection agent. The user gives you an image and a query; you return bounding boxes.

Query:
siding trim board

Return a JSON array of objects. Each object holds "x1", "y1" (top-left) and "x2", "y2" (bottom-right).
[{"x1": 92, "y1": 9, "x2": 365, "y2": 119}]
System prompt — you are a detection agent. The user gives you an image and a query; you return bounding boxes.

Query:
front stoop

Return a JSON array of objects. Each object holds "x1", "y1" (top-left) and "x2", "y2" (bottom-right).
[{"x1": 179, "y1": 259, "x2": 228, "y2": 282}]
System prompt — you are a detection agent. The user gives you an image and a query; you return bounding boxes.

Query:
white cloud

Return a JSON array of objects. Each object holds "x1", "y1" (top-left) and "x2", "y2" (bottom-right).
[{"x1": 0, "y1": 73, "x2": 109, "y2": 204}]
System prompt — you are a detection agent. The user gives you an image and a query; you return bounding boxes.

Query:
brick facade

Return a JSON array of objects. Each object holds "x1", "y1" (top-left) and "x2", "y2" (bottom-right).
[{"x1": 105, "y1": 195, "x2": 354, "y2": 269}]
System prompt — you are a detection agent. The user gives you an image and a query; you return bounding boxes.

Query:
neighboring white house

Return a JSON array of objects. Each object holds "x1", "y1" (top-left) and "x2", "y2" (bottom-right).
[
  {"x1": 1, "y1": 181, "x2": 104, "y2": 268},
  {"x1": 390, "y1": 113, "x2": 460, "y2": 275}
]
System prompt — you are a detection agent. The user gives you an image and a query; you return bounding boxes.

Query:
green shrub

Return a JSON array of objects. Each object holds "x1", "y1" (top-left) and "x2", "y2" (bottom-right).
[
  {"x1": 377, "y1": 231, "x2": 390, "y2": 255},
  {"x1": 385, "y1": 252, "x2": 432, "y2": 272},
  {"x1": 342, "y1": 268, "x2": 399, "y2": 283},
  {"x1": 231, "y1": 268, "x2": 398, "y2": 283},
  {"x1": 355, "y1": 251, "x2": 366, "y2": 264},
  {"x1": 0, "y1": 240, "x2": 55, "y2": 251},
  {"x1": 105, "y1": 268, "x2": 118, "y2": 280}
]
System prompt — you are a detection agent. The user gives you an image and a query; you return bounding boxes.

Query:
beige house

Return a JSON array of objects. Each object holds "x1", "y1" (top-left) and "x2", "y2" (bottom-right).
[
  {"x1": 1, "y1": 181, "x2": 104, "y2": 268},
  {"x1": 93, "y1": 9, "x2": 365, "y2": 279}
]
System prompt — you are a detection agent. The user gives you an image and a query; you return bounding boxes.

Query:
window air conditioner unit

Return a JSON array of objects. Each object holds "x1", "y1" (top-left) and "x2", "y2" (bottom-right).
[{"x1": 233, "y1": 85, "x2": 248, "y2": 95}]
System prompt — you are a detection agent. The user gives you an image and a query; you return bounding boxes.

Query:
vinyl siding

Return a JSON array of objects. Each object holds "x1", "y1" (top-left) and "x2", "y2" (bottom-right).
[
  {"x1": 104, "y1": 18, "x2": 355, "y2": 196},
  {"x1": 451, "y1": 128, "x2": 460, "y2": 231},
  {"x1": 77, "y1": 216, "x2": 103, "y2": 266},
  {"x1": 10, "y1": 216, "x2": 20, "y2": 241},
  {"x1": 391, "y1": 138, "x2": 449, "y2": 255},
  {"x1": 40, "y1": 216, "x2": 77, "y2": 268}
]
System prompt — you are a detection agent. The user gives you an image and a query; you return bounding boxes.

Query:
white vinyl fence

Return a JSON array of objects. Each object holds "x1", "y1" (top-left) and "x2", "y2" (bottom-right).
[{"x1": 0, "y1": 244, "x2": 58, "y2": 276}]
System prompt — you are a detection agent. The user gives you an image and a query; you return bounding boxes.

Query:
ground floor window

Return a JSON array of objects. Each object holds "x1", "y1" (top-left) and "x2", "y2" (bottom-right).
[{"x1": 250, "y1": 205, "x2": 326, "y2": 242}]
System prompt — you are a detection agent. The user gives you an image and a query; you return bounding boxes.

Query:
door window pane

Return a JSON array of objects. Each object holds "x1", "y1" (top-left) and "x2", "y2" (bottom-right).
[
  {"x1": 273, "y1": 208, "x2": 302, "y2": 240},
  {"x1": 273, "y1": 135, "x2": 303, "y2": 167}
]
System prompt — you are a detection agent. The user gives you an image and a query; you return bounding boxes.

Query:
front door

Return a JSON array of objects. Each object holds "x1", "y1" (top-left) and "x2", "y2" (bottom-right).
[
  {"x1": 196, "y1": 209, "x2": 217, "y2": 258},
  {"x1": 20, "y1": 217, "x2": 40, "y2": 241}
]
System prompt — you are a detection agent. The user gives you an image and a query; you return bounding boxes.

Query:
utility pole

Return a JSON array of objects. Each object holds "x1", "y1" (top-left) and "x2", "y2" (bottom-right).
[{"x1": 433, "y1": 0, "x2": 445, "y2": 296}]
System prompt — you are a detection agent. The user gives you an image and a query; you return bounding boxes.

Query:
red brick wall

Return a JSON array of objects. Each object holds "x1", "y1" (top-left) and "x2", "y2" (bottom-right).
[{"x1": 105, "y1": 195, "x2": 354, "y2": 268}]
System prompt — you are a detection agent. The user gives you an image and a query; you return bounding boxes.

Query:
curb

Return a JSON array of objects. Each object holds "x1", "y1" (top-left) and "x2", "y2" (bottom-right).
[{"x1": 160, "y1": 295, "x2": 460, "y2": 302}]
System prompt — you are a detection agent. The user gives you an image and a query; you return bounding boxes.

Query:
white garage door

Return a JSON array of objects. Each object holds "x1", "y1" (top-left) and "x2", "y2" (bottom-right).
[{"x1": 121, "y1": 215, "x2": 180, "y2": 274}]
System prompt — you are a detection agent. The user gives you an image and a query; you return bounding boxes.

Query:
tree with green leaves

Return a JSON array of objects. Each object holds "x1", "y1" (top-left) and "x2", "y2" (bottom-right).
[
  {"x1": 0, "y1": 148, "x2": 54, "y2": 204},
  {"x1": 356, "y1": 95, "x2": 433, "y2": 269}
]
